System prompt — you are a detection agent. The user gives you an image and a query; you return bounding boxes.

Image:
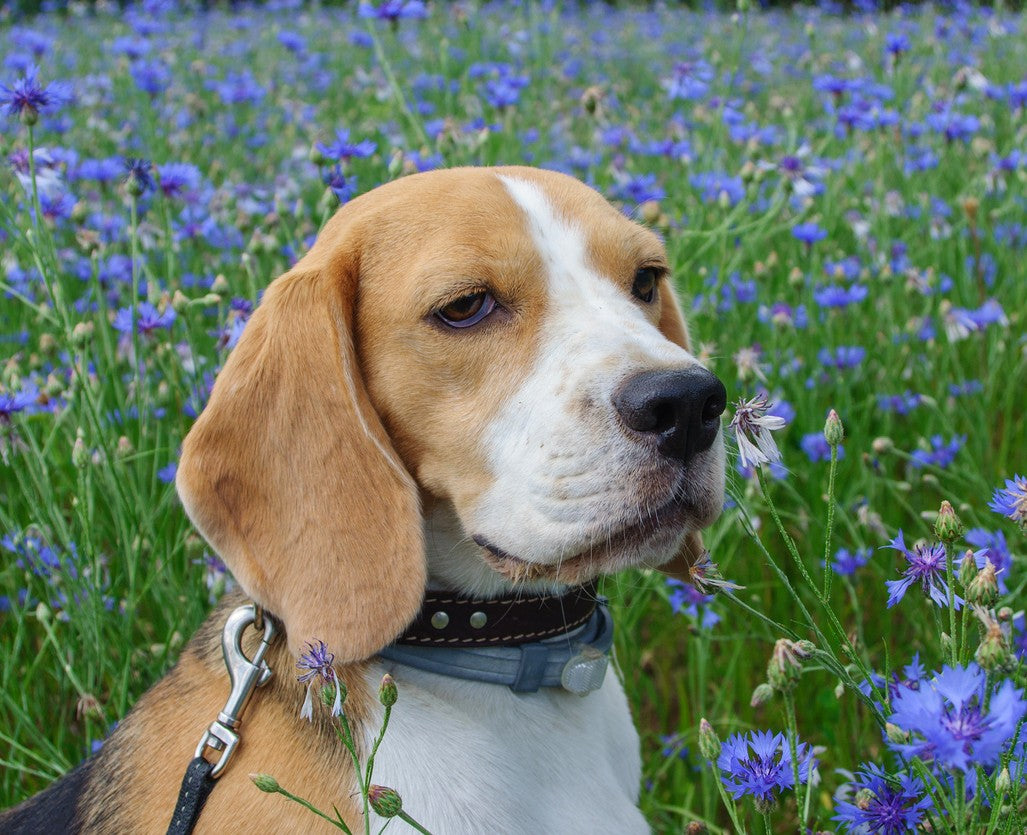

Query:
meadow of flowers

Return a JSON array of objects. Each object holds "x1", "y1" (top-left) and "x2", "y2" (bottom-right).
[{"x1": 1, "y1": 0, "x2": 1025, "y2": 831}]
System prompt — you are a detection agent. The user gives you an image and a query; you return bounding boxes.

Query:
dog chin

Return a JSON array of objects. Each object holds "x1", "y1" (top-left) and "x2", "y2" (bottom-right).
[{"x1": 473, "y1": 508, "x2": 696, "y2": 586}]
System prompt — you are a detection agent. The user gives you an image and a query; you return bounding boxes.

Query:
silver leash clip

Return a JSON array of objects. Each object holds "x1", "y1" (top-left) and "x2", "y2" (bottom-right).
[{"x1": 194, "y1": 604, "x2": 275, "y2": 778}]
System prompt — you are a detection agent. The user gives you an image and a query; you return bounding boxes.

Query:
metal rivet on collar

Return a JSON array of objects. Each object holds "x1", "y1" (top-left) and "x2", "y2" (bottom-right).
[
  {"x1": 469, "y1": 611, "x2": 488, "y2": 629},
  {"x1": 430, "y1": 611, "x2": 449, "y2": 630}
]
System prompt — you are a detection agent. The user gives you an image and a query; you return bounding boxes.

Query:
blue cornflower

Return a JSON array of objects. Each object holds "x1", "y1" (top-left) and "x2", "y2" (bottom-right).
[
  {"x1": 813, "y1": 284, "x2": 868, "y2": 308},
  {"x1": 964, "y1": 529, "x2": 1011, "y2": 593},
  {"x1": 123, "y1": 158, "x2": 155, "y2": 196},
  {"x1": 157, "y1": 163, "x2": 201, "y2": 199},
  {"x1": 0, "y1": 64, "x2": 70, "y2": 125},
  {"x1": 833, "y1": 763, "x2": 933, "y2": 834},
  {"x1": 988, "y1": 474, "x2": 1027, "y2": 525},
  {"x1": 888, "y1": 663, "x2": 1027, "y2": 772},
  {"x1": 661, "y1": 733, "x2": 690, "y2": 762},
  {"x1": 689, "y1": 171, "x2": 745, "y2": 206},
  {"x1": 315, "y1": 128, "x2": 376, "y2": 164},
  {"x1": 0, "y1": 383, "x2": 40, "y2": 424},
  {"x1": 908, "y1": 435, "x2": 965, "y2": 470},
  {"x1": 666, "y1": 579, "x2": 720, "y2": 630},
  {"x1": 948, "y1": 380, "x2": 983, "y2": 398},
  {"x1": 882, "y1": 531, "x2": 961, "y2": 609},
  {"x1": 662, "y1": 59, "x2": 714, "y2": 101},
  {"x1": 829, "y1": 547, "x2": 872, "y2": 577},
  {"x1": 925, "y1": 109, "x2": 979, "y2": 143},
  {"x1": 296, "y1": 640, "x2": 343, "y2": 719},
  {"x1": 876, "y1": 391, "x2": 923, "y2": 415},
  {"x1": 818, "y1": 346, "x2": 866, "y2": 370},
  {"x1": 885, "y1": 32, "x2": 911, "y2": 57},
  {"x1": 792, "y1": 222, "x2": 827, "y2": 245},
  {"x1": 358, "y1": 0, "x2": 428, "y2": 22},
  {"x1": 612, "y1": 173, "x2": 665, "y2": 206},
  {"x1": 716, "y1": 730, "x2": 816, "y2": 809},
  {"x1": 112, "y1": 302, "x2": 175, "y2": 336},
  {"x1": 323, "y1": 167, "x2": 357, "y2": 204},
  {"x1": 801, "y1": 432, "x2": 844, "y2": 463}
]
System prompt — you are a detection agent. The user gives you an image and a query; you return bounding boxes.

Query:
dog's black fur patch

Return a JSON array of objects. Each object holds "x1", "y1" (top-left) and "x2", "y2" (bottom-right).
[{"x1": 0, "y1": 757, "x2": 93, "y2": 834}]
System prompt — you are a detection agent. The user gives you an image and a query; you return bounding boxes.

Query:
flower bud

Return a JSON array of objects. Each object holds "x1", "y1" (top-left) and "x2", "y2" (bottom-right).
[
  {"x1": 766, "y1": 639, "x2": 812, "y2": 693},
  {"x1": 753, "y1": 795, "x2": 777, "y2": 815},
  {"x1": 685, "y1": 822, "x2": 709, "y2": 834},
  {"x1": 854, "y1": 787, "x2": 876, "y2": 810},
  {"x1": 116, "y1": 436, "x2": 134, "y2": 459},
  {"x1": 966, "y1": 559, "x2": 999, "y2": 607},
  {"x1": 698, "y1": 718, "x2": 721, "y2": 760},
  {"x1": 309, "y1": 144, "x2": 328, "y2": 166},
  {"x1": 639, "y1": 200, "x2": 661, "y2": 225},
  {"x1": 975, "y1": 627, "x2": 1007, "y2": 671},
  {"x1": 211, "y1": 274, "x2": 230, "y2": 294},
  {"x1": 71, "y1": 321, "x2": 94, "y2": 348},
  {"x1": 72, "y1": 428, "x2": 89, "y2": 469},
  {"x1": 368, "y1": 785, "x2": 403, "y2": 818},
  {"x1": 249, "y1": 773, "x2": 280, "y2": 793},
  {"x1": 962, "y1": 197, "x2": 979, "y2": 224},
  {"x1": 934, "y1": 500, "x2": 964, "y2": 542},
  {"x1": 885, "y1": 723, "x2": 909, "y2": 745},
  {"x1": 750, "y1": 682, "x2": 774, "y2": 708},
  {"x1": 378, "y1": 673, "x2": 398, "y2": 707},
  {"x1": 995, "y1": 766, "x2": 1012, "y2": 796},
  {"x1": 823, "y1": 409, "x2": 844, "y2": 447},
  {"x1": 958, "y1": 550, "x2": 978, "y2": 588},
  {"x1": 871, "y1": 436, "x2": 893, "y2": 455}
]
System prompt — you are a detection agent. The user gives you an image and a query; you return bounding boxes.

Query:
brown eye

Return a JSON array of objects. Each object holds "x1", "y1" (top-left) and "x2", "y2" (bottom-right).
[
  {"x1": 632, "y1": 268, "x2": 659, "y2": 303},
  {"x1": 436, "y1": 291, "x2": 496, "y2": 328}
]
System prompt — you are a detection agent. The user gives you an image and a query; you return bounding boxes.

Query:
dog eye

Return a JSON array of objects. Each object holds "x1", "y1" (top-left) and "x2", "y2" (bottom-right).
[
  {"x1": 436, "y1": 291, "x2": 497, "y2": 328},
  {"x1": 632, "y1": 268, "x2": 659, "y2": 303}
]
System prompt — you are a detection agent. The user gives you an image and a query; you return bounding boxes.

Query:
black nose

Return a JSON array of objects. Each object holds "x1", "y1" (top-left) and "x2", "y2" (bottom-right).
[{"x1": 613, "y1": 369, "x2": 727, "y2": 464}]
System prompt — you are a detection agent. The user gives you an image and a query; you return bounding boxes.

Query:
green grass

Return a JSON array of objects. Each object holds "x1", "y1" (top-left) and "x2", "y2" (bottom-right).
[{"x1": 1, "y1": 2, "x2": 1025, "y2": 831}]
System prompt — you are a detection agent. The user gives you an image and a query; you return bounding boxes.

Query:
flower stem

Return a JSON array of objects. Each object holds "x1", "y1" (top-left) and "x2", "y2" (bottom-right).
[
  {"x1": 781, "y1": 693, "x2": 806, "y2": 830},
  {"x1": 944, "y1": 542, "x2": 958, "y2": 666},
  {"x1": 822, "y1": 445, "x2": 839, "y2": 602}
]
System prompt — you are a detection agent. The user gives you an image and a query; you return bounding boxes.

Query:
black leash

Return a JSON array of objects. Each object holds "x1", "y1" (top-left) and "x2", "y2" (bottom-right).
[
  {"x1": 166, "y1": 758, "x2": 217, "y2": 835},
  {"x1": 166, "y1": 604, "x2": 275, "y2": 835}
]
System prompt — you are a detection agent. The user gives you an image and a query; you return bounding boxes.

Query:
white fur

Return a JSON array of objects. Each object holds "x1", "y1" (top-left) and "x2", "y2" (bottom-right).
[
  {"x1": 467, "y1": 176, "x2": 723, "y2": 567},
  {"x1": 364, "y1": 660, "x2": 648, "y2": 834}
]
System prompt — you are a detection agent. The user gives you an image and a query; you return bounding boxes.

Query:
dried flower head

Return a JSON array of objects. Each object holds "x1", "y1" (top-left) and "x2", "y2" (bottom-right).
[{"x1": 729, "y1": 394, "x2": 785, "y2": 470}]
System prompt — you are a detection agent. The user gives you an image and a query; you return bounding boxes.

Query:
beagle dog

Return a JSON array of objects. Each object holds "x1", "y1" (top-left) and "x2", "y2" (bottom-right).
[{"x1": 1, "y1": 166, "x2": 725, "y2": 834}]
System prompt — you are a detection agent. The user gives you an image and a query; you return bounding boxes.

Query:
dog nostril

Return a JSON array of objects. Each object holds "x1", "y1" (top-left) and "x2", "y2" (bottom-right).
[
  {"x1": 651, "y1": 401, "x2": 677, "y2": 434},
  {"x1": 701, "y1": 389, "x2": 727, "y2": 425}
]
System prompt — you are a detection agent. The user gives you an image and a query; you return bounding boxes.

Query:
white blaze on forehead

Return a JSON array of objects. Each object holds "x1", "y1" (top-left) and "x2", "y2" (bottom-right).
[
  {"x1": 466, "y1": 175, "x2": 701, "y2": 565},
  {"x1": 498, "y1": 174, "x2": 694, "y2": 370}
]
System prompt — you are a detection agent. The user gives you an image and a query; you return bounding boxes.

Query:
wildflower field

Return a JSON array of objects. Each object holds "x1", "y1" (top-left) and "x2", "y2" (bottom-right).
[{"x1": 1, "y1": 0, "x2": 1026, "y2": 831}]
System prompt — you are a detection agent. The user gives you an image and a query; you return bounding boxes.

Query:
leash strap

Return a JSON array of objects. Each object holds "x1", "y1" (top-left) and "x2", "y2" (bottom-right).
[{"x1": 166, "y1": 757, "x2": 216, "y2": 835}]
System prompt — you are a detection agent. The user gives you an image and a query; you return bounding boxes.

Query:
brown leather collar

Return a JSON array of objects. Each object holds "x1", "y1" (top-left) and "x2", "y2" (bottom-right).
[{"x1": 395, "y1": 584, "x2": 598, "y2": 648}]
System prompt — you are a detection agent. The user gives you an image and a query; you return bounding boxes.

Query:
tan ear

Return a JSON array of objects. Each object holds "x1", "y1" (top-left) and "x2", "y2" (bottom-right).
[
  {"x1": 177, "y1": 232, "x2": 424, "y2": 662},
  {"x1": 656, "y1": 276, "x2": 706, "y2": 580}
]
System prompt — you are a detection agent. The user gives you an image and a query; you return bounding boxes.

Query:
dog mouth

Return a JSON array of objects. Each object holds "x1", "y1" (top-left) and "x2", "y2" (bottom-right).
[{"x1": 472, "y1": 487, "x2": 694, "y2": 584}]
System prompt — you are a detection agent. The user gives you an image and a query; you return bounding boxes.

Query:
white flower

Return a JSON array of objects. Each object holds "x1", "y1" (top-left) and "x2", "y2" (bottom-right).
[{"x1": 729, "y1": 394, "x2": 785, "y2": 470}]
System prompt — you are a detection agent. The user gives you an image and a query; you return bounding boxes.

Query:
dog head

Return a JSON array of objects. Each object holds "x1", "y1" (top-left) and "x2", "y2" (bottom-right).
[{"x1": 177, "y1": 166, "x2": 726, "y2": 661}]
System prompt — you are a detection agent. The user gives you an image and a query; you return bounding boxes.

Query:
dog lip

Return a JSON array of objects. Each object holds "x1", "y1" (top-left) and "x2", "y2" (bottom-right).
[{"x1": 472, "y1": 484, "x2": 694, "y2": 578}]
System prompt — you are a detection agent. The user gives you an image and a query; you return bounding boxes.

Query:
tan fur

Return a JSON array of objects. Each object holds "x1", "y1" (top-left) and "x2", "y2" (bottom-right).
[{"x1": 77, "y1": 593, "x2": 369, "y2": 832}]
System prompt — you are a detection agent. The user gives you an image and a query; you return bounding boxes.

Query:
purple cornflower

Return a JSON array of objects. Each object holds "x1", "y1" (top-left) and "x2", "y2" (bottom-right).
[
  {"x1": 662, "y1": 59, "x2": 714, "y2": 101},
  {"x1": 296, "y1": 640, "x2": 343, "y2": 719},
  {"x1": 882, "y1": 531, "x2": 960, "y2": 609},
  {"x1": 0, "y1": 64, "x2": 70, "y2": 125},
  {"x1": 908, "y1": 435, "x2": 965, "y2": 470},
  {"x1": 729, "y1": 393, "x2": 785, "y2": 470},
  {"x1": 885, "y1": 32, "x2": 912, "y2": 57},
  {"x1": 792, "y1": 222, "x2": 827, "y2": 245},
  {"x1": 112, "y1": 302, "x2": 175, "y2": 336},
  {"x1": 833, "y1": 763, "x2": 933, "y2": 834},
  {"x1": 315, "y1": 128, "x2": 377, "y2": 164},
  {"x1": 988, "y1": 474, "x2": 1027, "y2": 525},
  {"x1": 813, "y1": 284, "x2": 868, "y2": 308},
  {"x1": 829, "y1": 547, "x2": 872, "y2": 577},
  {"x1": 800, "y1": 432, "x2": 844, "y2": 463},
  {"x1": 716, "y1": 730, "x2": 816, "y2": 809},
  {"x1": 888, "y1": 662, "x2": 1027, "y2": 772},
  {"x1": 323, "y1": 167, "x2": 358, "y2": 204},
  {"x1": 358, "y1": 1, "x2": 427, "y2": 23},
  {"x1": 666, "y1": 578, "x2": 720, "y2": 630}
]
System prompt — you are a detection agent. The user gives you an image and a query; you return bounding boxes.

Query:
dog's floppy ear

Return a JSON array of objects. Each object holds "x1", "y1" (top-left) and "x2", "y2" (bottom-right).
[
  {"x1": 177, "y1": 217, "x2": 424, "y2": 662},
  {"x1": 656, "y1": 277, "x2": 708, "y2": 580}
]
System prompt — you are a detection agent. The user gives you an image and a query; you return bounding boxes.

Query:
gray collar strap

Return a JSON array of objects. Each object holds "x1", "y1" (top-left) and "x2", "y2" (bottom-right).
[{"x1": 378, "y1": 602, "x2": 614, "y2": 696}]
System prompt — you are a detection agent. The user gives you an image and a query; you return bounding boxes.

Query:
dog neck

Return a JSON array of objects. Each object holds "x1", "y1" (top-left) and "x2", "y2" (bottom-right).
[{"x1": 422, "y1": 497, "x2": 572, "y2": 599}]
